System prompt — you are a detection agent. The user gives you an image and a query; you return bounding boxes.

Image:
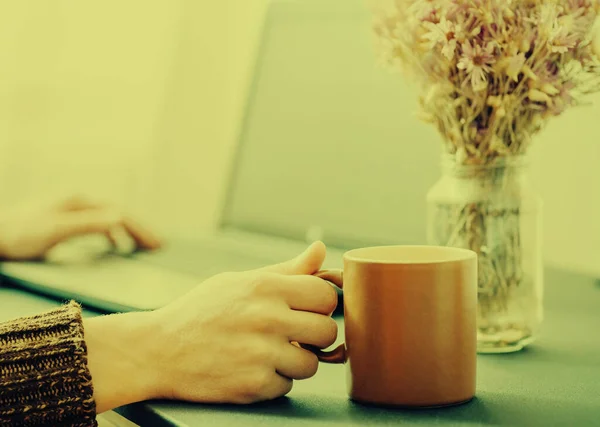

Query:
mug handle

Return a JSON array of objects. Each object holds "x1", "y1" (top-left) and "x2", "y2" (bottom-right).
[{"x1": 300, "y1": 269, "x2": 346, "y2": 364}]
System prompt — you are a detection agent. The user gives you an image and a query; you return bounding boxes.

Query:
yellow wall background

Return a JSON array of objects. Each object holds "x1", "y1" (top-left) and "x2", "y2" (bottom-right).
[
  {"x1": 0, "y1": 1, "x2": 180, "y2": 207},
  {"x1": 0, "y1": 1, "x2": 598, "y2": 274}
]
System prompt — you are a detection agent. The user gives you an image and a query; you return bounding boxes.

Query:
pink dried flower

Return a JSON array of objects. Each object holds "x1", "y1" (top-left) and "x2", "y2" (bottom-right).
[
  {"x1": 370, "y1": 0, "x2": 600, "y2": 163},
  {"x1": 457, "y1": 41, "x2": 495, "y2": 91},
  {"x1": 422, "y1": 18, "x2": 460, "y2": 60}
]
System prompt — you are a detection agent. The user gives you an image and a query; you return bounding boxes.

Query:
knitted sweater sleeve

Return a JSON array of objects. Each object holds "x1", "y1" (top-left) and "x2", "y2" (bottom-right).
[{"x1": 0, "y1": 301, "x2": 97, "y2": 426}]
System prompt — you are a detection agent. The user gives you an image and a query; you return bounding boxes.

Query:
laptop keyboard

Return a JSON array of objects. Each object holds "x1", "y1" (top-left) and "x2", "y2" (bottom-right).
[{"x1": 133, "y1": 239, "x2": 280, "y2": 278}]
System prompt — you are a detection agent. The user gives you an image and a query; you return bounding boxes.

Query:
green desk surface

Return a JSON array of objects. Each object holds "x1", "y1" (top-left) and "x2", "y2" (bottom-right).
[{"x1": 1, "y1": 268, "x2": 599, "y2": 427}]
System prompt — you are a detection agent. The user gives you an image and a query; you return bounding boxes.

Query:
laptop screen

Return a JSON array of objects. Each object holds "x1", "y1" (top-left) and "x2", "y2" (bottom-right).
[{"x1": 221, "y1": 0, "x2": 441, "y2": 249}]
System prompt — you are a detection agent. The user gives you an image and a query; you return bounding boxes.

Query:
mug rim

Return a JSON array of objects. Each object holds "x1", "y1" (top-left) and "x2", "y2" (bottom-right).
[{"x1": 343, "y1": 245, "x2": 476, "y2": 265}]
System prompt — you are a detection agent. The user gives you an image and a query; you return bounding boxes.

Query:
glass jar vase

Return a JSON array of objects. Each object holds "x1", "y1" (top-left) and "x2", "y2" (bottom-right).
[{"x1": 426, "y1": 155, "x2": 543, "y2": 353}]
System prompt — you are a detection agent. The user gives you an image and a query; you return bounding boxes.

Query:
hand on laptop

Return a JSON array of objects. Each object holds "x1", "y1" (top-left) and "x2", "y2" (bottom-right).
[
  {"x1": 0, "y1": 195, "x2": 162, "y2": 261},
  {"x1": 84, "y1": 241, "x2": 339, "y2": 412}
]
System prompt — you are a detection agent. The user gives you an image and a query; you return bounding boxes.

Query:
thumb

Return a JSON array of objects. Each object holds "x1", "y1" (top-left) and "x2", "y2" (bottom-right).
[{"x1": 257, "y1": 241, "x2": 326, "y2": 275}]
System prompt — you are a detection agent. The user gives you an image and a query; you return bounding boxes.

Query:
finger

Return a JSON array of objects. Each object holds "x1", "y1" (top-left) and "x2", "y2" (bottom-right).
[
  {"x1": 49, "y1": 210, "x2": 161, "y2": 250},
  {"x1": 56, "y1": 197, "x2": 161, "y2": 250},
  {"x1": 120, "y1": 216, "x2": 162, "y2": 250},
  {"x1": 104, "y1": 229, "x2": 118, "y2": 248},
  {"x1": 256, "y1": 241, "x2": 326, "y2": 276},
  {"x1": 276, "y1": 342, "x2": 319, "y2": 380},
  {"x1": 251, "y1": 372, "x2": 293, "y2": 403},
  {"x1": 57, "y1": 197, "x2": 130, "y2": 250},
  {"x1": 285, "y1": 311, "x2": 338, "y2": 349},
  {"x1": 50, "y1": 210, "x2": 121, "y2": 246},
  {"x1": 106, "y1": 226, "x2": 137, "y2": 255},
  {"x1": 267, "y1": 274, "x2": 338, "y2": 315},
  {"x1": 51, "y1": 208, "x2": 160, "y2": 249}
]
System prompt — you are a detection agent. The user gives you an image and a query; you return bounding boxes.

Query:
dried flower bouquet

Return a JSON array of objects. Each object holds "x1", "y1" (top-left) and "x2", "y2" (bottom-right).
[{"x1": 370, "y1": 0, "x2": 600, "y2": 351}]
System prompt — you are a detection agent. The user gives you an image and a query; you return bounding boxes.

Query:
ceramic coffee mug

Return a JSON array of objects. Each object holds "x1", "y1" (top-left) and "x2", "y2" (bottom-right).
[{"x1": 310, "y1": 245, "x2": 477, "y2": 408}]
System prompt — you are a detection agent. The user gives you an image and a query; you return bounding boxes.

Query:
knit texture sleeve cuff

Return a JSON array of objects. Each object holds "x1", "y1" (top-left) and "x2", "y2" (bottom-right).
[{"x1": 0, "y1": 301, "x2": 97, "y2": 426}]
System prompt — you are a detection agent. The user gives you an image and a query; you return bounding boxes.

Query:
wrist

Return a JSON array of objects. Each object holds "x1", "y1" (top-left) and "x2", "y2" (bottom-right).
[{"x1": 84, "y1": 311, "x2": 163, "y2": 413}]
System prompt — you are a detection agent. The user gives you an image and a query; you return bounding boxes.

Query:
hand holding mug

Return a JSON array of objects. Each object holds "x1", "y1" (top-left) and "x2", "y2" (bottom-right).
[{"x1": 85, "y1": 242, "x2": 339, "y2": 412}]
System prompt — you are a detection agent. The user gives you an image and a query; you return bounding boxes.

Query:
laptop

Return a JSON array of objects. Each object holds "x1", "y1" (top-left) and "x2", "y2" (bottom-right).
[{"x1": 0, "y1": 0, "x2": 441, "y2": 313}]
